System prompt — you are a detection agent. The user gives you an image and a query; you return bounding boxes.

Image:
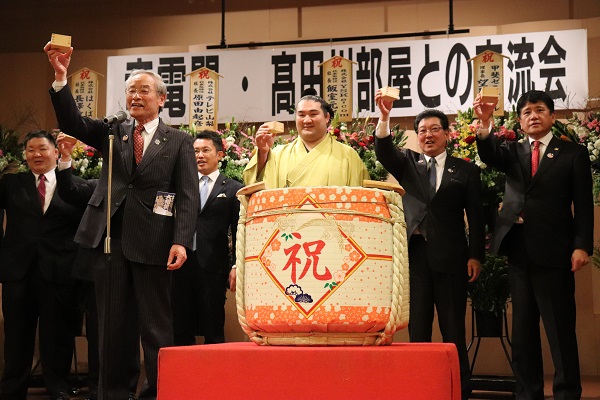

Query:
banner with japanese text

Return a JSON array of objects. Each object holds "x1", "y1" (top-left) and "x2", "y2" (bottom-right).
[
  {"x1": 106, "y1": 29, "x2": 587, "y2": 125},
  {"x1": 70, "y1": 68, "x2": 100, "y2": 118}
]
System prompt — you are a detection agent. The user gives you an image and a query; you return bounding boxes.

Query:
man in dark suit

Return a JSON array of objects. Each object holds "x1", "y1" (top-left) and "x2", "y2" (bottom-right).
[
  {"x1": 0, "y1": 130, "x2": 87, "y2": 400},
  {"x1": 55, "y1": 133, "x2": 108, "y2": 400},
  {"x1": 171, "y1": 130, "x2": 243, "y2": 345},
  {"x1": 374, "y1": 90, "x2": 485, "y2": 400},
  {"x1": 474, "y1": 90, "x2": 593, "y2": 400},
  {"x1": 45, "y1": 43, "x2": 199, "y2": 400}
]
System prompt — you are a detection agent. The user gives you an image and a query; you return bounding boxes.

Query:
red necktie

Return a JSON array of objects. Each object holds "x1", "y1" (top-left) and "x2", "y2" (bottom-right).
[
  {"x1": 134, "y1": 124, "x2": 145, "y2": 164},
  {"x1": 38, "y1": 174, "x2": 46, "y2": 210},
  {"x1": 531, "y1": 140, "x2": 540, "y2": 176}
]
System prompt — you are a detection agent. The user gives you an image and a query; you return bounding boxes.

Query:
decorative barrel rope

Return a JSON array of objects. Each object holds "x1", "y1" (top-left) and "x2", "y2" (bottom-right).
[{"x1": 235, "y1": 186, "x2": 409, "y2": 346}]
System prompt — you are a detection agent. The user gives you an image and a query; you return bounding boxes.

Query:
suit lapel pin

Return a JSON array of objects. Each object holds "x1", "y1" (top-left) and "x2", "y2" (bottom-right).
[
  {"x1": 162, "y1": 137, "x2": 168, "y2": 142},
  {"x1": 447, "y1": 167, "x2": 455, "y2": 173},
  {"x1": 554, "y1": 147, "x2": 559, "y2": 150},
  {"x1": 123, "y1": 135, "x2": 129, "y2": 142},
  {"x1": 154, "y1": 139, "x2": 161, "y2": 145},
  {"x1": 547, "y1": 153, "x2": 554, "y2": 158},
  {"x1": 418, "y1": 159, "x2": 425, "y2": 164}
]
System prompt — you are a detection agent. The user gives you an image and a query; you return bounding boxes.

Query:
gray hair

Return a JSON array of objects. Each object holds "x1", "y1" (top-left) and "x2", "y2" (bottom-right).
[{"x1": 125, "y1": 69, "x2": 168, "y2": 96}]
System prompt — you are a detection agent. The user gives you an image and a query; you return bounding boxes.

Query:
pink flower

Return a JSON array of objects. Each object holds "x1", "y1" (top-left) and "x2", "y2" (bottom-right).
[
  {"x1": 333, "y1": 270, "x2": 345, "y2": 283},
  {"x1": 468, "y1": 121, "x2": 479, "y2": 133}
]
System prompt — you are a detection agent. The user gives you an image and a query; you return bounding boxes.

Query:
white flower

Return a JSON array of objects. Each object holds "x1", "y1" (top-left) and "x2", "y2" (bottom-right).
[{"x1": 576, "y1": 126, "x2": 589, "y2": 139}]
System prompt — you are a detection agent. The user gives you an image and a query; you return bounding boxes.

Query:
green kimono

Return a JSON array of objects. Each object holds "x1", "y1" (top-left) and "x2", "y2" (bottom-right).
[{"x1": 243, "y1": 134, "x2": 369, "y2": 188}]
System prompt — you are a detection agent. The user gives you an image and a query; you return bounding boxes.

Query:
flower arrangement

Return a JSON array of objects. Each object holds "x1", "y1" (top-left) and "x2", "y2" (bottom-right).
[
  {"x1": 0, "y1": 150, "x2": 22, "y2": 175},
  {"x1": 0, "y1": 125, "x2": 25, "y2": 176},
  {"x1": 551, "y1": 111, "x2": 600, "y2": 205},
  {"x1": 212, "y1": 119, "x2": 257, "y2": 183},
  {"x1": 70, "y1": 143, "x2": 102, "y2": 179},
  {"x1": 447, "y1": 107, "x2": 523, "y2": 206},
  {"x1": 328, "y1": 113, "x2": 407, "y2": 181}
]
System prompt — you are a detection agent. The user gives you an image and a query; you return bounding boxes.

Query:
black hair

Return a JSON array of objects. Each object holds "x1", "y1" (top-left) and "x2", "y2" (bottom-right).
[
  {"x1": 297, "y1": 87, "x2": 335, "y2": 124},
  {"x1": 516, "y1": 90, "x2": 555, "y2": 116},
  {"x1": 413, "y1": 109, "x2": 449, "y2": 131},
  {"x1": 195, "y1": 130, "x2": 224, "y2": 153},
  {"x1": 23, "y1": 130, "x2": 57, "y2": 148}
]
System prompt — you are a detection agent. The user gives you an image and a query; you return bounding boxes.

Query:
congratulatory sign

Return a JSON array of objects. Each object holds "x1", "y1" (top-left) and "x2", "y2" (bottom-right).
[{"x1": 106, "y1": 29, "x2": 588, "y2": 125}]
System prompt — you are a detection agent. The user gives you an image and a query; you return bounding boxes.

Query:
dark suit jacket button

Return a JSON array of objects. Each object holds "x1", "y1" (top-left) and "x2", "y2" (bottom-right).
[{"x1": 128, "y1": 184, "x2": 133, "y2": 189}]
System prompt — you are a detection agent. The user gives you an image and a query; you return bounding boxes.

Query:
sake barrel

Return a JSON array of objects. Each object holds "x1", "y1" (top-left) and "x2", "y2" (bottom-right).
[{"x1": 235, "y1": 182, "x2": 409, "y2": 345}]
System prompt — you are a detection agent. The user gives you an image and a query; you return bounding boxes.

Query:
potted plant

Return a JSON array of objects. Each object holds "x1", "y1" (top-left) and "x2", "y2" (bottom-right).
[{"x1": 467, "y1": 252, "x2": 511, "y2": 337}]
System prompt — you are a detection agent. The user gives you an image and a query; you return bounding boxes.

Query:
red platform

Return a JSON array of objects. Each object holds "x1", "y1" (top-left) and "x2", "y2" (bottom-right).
[{"x1": 157, "y1": 342, "x2": 461, "y2": 400}]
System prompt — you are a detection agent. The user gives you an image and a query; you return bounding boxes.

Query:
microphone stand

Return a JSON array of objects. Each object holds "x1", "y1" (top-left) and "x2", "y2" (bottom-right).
[
  {"x1": 101, "y1": 129, "x2": 115, "y2": 400},
  {"x1": 105, "y1": 134, "x2": 114, "y2": 255}
]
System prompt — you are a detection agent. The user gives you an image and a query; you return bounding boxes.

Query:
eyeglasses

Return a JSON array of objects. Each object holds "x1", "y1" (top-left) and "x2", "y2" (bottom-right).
[
  {"x1": 125, "y1": 87, "x2": 155, "y2": 96},
  {"x1": 417, "y1": 125, "x2": 445, "y2": 136}
]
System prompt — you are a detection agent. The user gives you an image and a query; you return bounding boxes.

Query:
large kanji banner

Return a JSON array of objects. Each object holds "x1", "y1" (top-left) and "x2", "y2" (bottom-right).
[{"x1": 106, "y1": 29, "x2": 587, "y2": 125}]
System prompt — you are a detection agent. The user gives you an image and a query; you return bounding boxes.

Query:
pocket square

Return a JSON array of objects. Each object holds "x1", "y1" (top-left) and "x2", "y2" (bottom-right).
[{"x1": 217, "y1": 193, "x2": 227, "y2": 198}]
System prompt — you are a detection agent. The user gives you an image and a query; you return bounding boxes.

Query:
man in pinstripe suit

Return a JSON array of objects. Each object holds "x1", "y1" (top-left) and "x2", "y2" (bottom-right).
[{"x1": 45, "y1": 43, "x2": 199, "y2": 400}]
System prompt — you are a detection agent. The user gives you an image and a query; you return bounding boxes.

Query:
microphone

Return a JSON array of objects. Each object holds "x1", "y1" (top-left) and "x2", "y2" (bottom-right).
[{"x1": 103, "y1": 110, "x2": 128, "y2": 124}]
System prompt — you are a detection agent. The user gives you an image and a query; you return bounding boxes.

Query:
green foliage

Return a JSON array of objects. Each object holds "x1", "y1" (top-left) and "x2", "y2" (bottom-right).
[
  {"x1": 591, "y1": 244, "x2": 600, "y2": 270},
  {"x1": 467, "y1": 252, "x2": 510, "y2": 317}
]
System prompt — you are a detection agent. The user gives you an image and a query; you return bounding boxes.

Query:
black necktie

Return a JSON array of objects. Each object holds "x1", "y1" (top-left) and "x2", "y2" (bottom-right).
[{"x1": 428, "y1": 157, "x2": 437, "y2": 197}]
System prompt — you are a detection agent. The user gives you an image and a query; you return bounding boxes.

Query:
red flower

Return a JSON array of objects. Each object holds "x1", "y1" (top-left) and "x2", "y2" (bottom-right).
[
  {"x1": 464, "y1": 135, "x2": 476, "y2": 144},
  {"x1": 87, "y1": 151, "x2": 95, "y2": 157}
]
